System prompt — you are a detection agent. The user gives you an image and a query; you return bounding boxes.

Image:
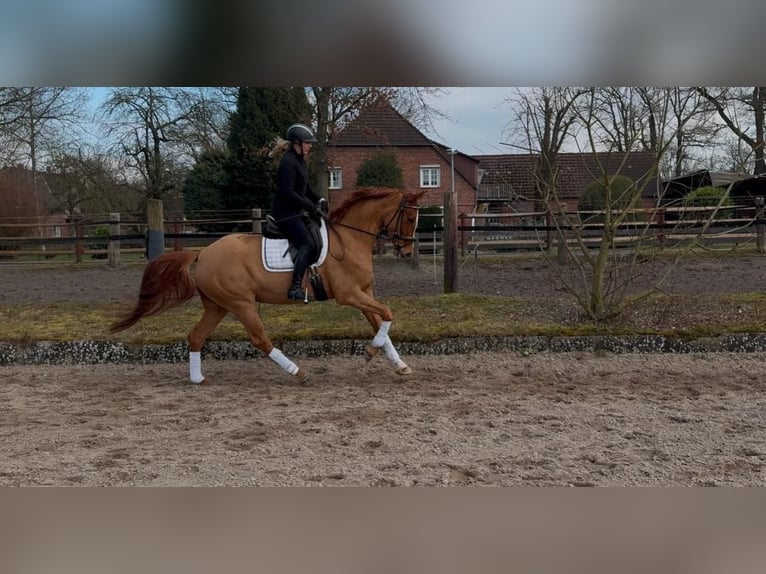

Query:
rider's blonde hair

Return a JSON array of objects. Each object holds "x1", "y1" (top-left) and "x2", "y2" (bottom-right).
[{"x1": 268, "y1": 136, "x2": 291, "y2": 158}]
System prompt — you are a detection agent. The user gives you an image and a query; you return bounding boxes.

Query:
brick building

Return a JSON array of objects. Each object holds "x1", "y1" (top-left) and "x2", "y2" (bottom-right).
[
  {"x1": 475, "y1": 151, "x2": 660, "y2": 214},
  {"x1": 326, "y1": 103, "x2": 479, "y2": 215},
  {"x1": 327, "y1": 102, "x2": 661, "y2": 219}
]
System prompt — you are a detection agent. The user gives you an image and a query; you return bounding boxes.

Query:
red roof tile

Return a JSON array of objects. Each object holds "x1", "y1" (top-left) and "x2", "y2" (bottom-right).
[
  {"x1": 330, "y1": 103, "x2": 433, "y2": 147},
  {"x1": 475, "y1": 151, "x2": 659, "y2": 200}
]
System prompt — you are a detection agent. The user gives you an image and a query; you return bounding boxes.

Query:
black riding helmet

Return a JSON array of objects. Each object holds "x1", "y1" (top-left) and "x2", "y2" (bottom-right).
[{"x1": 287, "y1": 123, "x2": 318, "y2": 144}]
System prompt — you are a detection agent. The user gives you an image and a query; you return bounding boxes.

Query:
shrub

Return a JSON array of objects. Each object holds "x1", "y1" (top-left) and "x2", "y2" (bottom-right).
[
  {"x1": 88, "y1": 226, "x2": 109, "y2": 259},
  {"x1": 578, "y1": 175, "x2": 638, "y2": 225},
  {"x1": 681, "y1": 186, "x2": 734, "y2": 220},
  {"x1": 355, "y1": 150, "x2": 404, "y2": 188}
]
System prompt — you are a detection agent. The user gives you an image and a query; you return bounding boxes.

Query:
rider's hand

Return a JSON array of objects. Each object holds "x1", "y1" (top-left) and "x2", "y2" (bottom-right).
[{"x1": 318, "y1": 198, "x2": 329, "y2": 216}]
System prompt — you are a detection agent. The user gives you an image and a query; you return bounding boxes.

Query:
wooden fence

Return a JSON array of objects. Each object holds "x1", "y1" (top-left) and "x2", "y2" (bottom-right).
[{"x1": 2, "y1": 203, "x2": 765, "y2": 266}]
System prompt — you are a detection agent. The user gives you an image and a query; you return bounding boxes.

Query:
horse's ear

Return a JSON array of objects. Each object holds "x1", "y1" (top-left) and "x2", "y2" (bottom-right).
[{"x1": 408, "y1": 190, "x2": 426, "y2": 204}]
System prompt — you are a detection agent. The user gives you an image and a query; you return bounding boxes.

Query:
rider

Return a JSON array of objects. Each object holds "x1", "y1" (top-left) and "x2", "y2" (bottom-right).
[{"x1": 271, "y1": 122, "x2": 328, "y2": 301}]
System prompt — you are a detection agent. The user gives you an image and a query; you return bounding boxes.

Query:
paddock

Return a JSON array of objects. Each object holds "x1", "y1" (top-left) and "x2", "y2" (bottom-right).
[{"x1": 2, "y1": 351, "x2": 765, "y2": 486}]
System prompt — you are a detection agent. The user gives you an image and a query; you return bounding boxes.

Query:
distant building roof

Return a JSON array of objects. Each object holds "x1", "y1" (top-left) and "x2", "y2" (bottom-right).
[
  {"x1": 475, "y1": 151, "x2": 659, "y2": 201},
  {"x1": 329, "y1": 101, "x2": 480, "y2": 187},
  {"x1": 662, "y1": 168, "x2": 766, "y2": 204},
  {"x1": 330, "y1": 103, "x2": 432, "y2": 147}
]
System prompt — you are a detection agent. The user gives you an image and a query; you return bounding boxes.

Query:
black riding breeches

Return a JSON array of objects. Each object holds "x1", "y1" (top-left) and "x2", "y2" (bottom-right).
[{"x1": 277, "y1": 215, "x2": 319, "y2": 283}]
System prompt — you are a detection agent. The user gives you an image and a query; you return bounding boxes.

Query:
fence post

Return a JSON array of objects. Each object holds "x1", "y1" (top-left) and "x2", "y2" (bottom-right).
[
  {"x1": 545, "y1": 209, "x2": 553, "y2": 253},
  {"x1": 173, "y1": 222, "x2": 182, "y2": 251},
  {"x1": 74, "y1": 216, "x2": 84, "y2": 264},
  {"x1": 459, "y1": 213, "x2": 466, "y2": 258},
  {"x1": 756, "y1": 197, "x2": 765, "y2": 254},
  {"x1": 108, "y1": 212, "x2": 120, "y2": 267},
  {"x1": 556, "y1": 205, "x2": 570, "y2": 264},
  {"x1": 656, "y1": 207, "x2": 666, "y2": 245},
  {"x1": 252, "y1": 208, "x2": 262, "y2": 233},
  {"x1": 443, "y1": 191, "x2": 458, "y2": 293},
  {"x1": 146, "y1": 199, "x2": 164, "y2": 260}
]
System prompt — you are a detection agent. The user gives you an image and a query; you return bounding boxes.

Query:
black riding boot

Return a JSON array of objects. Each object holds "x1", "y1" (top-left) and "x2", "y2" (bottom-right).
[{"x1": 287, "y1": 244, "x2": 314, "y2": 302}]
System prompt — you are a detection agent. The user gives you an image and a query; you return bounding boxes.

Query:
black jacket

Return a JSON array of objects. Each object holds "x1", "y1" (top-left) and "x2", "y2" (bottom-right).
[{"x1": 271, "y1": 148, "x2": 321, "y2": 220}]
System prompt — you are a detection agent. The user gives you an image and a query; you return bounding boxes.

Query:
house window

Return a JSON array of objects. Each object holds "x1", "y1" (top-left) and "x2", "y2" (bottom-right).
[
  {"x1": 420, "y1": 165, "x2": 440, "y2": 188},
  {"x1": 329, "y1": 168, "x2": 342, "y2": 190}
]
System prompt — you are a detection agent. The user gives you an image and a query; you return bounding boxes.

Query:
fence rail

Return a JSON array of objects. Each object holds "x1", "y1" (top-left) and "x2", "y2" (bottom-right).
[{"x1": 2, "y1": 203, "x2": 765, "y2": 265}]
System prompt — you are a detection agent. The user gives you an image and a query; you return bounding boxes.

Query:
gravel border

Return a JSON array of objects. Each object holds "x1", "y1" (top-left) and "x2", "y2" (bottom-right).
[{"x1": 4, "y1": 333, "x2": 766, "y2": 365}]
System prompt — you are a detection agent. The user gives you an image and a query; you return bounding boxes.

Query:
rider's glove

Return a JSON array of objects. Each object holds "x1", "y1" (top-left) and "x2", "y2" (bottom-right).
[{"x1": 318, "y1": 198, "x2": 329, "y2": 216}]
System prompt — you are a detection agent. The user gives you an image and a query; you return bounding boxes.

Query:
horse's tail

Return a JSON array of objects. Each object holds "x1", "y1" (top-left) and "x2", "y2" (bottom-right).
[{"x1": 109, "y1": 251, "x2": 199, "y2": 333}]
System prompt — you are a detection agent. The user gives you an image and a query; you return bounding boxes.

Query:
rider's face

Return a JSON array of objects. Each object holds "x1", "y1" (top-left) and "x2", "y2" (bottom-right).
[{"x1": 300, "y1": 141, "x2": 313, "y2": 155}]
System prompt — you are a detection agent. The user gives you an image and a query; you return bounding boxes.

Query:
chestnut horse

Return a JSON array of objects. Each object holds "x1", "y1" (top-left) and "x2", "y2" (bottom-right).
[{"x1": 110, "y1": 187, "x2": 424, "y2": 384}]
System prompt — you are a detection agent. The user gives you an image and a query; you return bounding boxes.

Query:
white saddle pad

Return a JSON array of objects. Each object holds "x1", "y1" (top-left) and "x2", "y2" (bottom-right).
[{"x1": 262, "y1": 220, "x2": 329, "y2": 272}]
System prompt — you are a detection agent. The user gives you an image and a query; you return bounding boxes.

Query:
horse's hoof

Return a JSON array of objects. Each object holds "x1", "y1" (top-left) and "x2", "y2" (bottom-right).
[
  {"x1": 396, "y1": 365, "x2": 412, "y2": 376},
  {"x1": 296, "y1": 371, "x2": 311, "y2": 385},
  {"x1": 190, "y1": 378, "x2": 208, "y2": 385},
  {"x1": 365, "y1": 345, "x2": 381, "y2": 362}
]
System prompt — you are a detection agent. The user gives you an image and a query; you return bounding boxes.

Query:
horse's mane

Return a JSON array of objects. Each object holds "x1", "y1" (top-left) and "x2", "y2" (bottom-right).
[{"x1": 329, "y1": 187, "x2": 405, "y2": 222}]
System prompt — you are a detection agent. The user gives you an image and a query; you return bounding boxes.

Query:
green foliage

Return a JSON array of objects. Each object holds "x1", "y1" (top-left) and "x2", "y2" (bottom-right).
[
  {"x1": 682, "y1": 186, "x2": 734, "y2": 220},
  {"x1": 224, "y1": 87, "x2": 313, "y2": 217},
  {"x1": 578, "y1": 174, "x2": 637, "y2": 223},
  {"x1": 355, "y1": 150, "x2": 404, "y2": 188},
  {"x1": 88, "y1": 227, "x2": 109, "y2": 259},
  {"x1": 182, "y1": 149, "x2": 229, "y2": 229}
]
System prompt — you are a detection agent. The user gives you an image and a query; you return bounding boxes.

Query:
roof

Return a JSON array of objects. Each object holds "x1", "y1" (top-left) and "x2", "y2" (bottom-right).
[
  {"x1": 662, "y1": 169, "x2": 766, "y2": 203},
  {"x1": 663, "y1": 169, "x2": 751, "y2": 192},
  {"x1": 474, "y1": 151, "x2": 659, "y2": 200},
  {"x1": 330, "y1": 103, "x2": 432, "y2": 147},
  {"x1": 329, "y1": 101, "x2": 479, "y2": 187}
]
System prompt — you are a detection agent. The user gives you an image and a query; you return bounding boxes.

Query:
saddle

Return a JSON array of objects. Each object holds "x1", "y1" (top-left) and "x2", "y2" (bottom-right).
[{"x1": 262, "y1": 215, "x2": 329, "y2": 300}]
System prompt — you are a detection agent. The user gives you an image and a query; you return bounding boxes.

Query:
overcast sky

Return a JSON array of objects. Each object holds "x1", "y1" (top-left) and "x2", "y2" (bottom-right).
[
  {"x1": 423, "y1": 88, "x2": 514, "y2": 157},
  {"x1": 88, "y1": 87, "x2": 516, "y2": 157}
]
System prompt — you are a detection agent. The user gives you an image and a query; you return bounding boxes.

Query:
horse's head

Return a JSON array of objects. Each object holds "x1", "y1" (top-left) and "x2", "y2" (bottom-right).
[
  {"x1": 329, "y1": 188, "x2": 426, "y2": 258},
  {"x1": 383, "y1": 190, "x2": 425, "y2": 258}
]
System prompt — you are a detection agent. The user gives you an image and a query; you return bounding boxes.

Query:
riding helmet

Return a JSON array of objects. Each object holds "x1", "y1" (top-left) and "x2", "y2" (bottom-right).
[{"x1": 286, "y1": 123, "x2": 318, "y2": 144}]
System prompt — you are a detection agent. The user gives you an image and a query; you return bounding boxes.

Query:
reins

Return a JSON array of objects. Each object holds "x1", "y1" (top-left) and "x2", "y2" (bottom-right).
[{"x1": 327, "y1": 196, "x2": 419, "y2": 260}]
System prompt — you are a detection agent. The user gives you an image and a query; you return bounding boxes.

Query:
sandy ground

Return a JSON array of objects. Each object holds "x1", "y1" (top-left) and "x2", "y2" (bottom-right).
[
  {"x1": 2, "y1": 255, "x2": 766, "y2": 486},
  {"x1": 2, "y1": 352, "x2": 765, "y2": 486}
]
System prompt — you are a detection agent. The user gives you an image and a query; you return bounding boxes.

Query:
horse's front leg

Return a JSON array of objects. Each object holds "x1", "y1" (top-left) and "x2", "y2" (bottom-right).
[{"x1": 360, "y1": 310, "x2": 412, "y2": 376}]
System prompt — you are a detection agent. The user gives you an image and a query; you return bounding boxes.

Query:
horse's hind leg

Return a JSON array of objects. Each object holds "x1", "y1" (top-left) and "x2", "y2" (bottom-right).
[
  {"x1": 230, "y1": 302, "x2": 310, "y2": 385},
  {"x1": 187, "y1": 294, "x2": 228, "y2": 384}
]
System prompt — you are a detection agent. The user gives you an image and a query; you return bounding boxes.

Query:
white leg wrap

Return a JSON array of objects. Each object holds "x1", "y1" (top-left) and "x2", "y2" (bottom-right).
[
  {"x1": 269, "y1": 348, "x2": 299, "y2": 376},
  {"x1": 383, "y1": 336, "x2": 408, "y2": 369},
  {"x1": 189, "y1": 351, "x2": 204, "y2": 384},
  {"x1": 372, "y1": 320, "x2": 391, "y2": 347}
]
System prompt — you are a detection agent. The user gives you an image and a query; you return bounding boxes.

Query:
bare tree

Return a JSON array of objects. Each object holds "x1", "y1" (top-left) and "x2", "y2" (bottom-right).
[
  {"x1": 541, "y1": 89, "x2": 731, "y2": 320},
  {"x1": 97, "y1": 87, "x2": 211, "y2": 210},
  {"x1": 696, "y1": 87, "x2": 766, "y2": 175},
  {"x1": 588, "y1": 87, "x2": 723, "y2": 181},
  {"x1": 501, "y1": 87, "x2": 589, "y2": 251},
  {"x1": 45, "y1": 145, "x2": 141, "y2": 218},
  {"x1": 172, "y1": 87, "x2": 236, "y2": 161},
  {"x1": 0, "y1": 87, "x2": 88, "y2": 237}
]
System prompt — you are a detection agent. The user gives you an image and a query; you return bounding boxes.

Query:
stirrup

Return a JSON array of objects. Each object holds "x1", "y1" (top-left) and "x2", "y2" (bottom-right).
[{"x1": 287, "y1": 287, "x2": 312, "y2": 303}]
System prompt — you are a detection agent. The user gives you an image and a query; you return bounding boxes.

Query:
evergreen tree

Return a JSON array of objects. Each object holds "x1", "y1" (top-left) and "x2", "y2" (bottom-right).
[
  {"x1": 355, "y1": 150, "x2": 404, "y2": 187},
  {"x1": 225, "y1": 87, "x2": 313, "y2": 216},
  {"x1": 182, "y1": 148, "x2": 229, "y2": 230}
]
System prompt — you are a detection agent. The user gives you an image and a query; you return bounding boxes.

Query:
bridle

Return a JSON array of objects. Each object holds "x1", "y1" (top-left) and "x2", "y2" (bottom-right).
[
  {"x1": 380, "y1": 196, "x2": 420, "y2": 255},
  {"x1": 329, "y1": 196, "x2": 419, "y2": 258}
]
